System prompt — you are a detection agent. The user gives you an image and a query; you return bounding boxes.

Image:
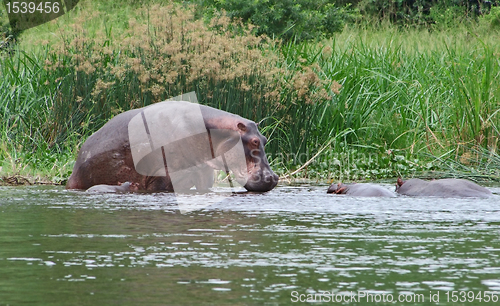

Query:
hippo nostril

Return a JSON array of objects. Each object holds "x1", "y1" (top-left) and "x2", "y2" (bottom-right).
[{"x1": 262, "y1": 171, "x2": 279, "y2": 186}]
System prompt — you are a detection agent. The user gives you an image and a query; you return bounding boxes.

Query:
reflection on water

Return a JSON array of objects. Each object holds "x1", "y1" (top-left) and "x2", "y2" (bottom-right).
[{"x1": 1, "y1": 185, "x2": 500, "y2": 305}]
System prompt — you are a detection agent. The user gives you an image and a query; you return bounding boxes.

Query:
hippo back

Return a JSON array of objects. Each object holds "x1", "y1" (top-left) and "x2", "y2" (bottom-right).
[
  {"x1": 328, "y1": 183, "x2": 396, "y2": 197},
  {"x1": 67, "y1": 110, "x2": 141, "y2": 190},
  {"x1": 397, "y1": 178, "x2": 492, "y2": 198},
  {"x1": 345, "y1": 183, "x2": 396, "y2": 197}
]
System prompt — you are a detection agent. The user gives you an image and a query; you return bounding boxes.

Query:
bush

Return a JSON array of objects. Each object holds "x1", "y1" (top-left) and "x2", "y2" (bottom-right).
[
  {"x1": 355, "y1": 0, "x2": 499, "y2": 28},
  {"x1": 194, "y1": 1, "x2": 500, "y2": 38},
  {"x1": 0, "y1": 10, "x2": 22, "y2": 54},
  {"x1": 195, "y1": 0, "x2": 358, "y2": 41},
  {"x1": 481, "y1": 6, "x2": 500, "y2": 28}
]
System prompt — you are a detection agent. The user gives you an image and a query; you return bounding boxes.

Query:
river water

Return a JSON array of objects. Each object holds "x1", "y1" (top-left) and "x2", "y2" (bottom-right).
[{"x1": 1, "y1": 184, "x2": 500, "y2": 305}]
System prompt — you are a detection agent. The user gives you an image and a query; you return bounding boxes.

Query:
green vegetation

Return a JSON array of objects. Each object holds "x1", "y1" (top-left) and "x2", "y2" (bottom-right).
[
  {"x1": 195, "y1": 0, "x2": 500, "y2": 41},
  {"x1": 1, "y1": 0, "x2": 500, "y2": 185},
  {"x1": 193, "y1": 0, "x2": 358, "y2": 41},
  {"x1": 296, "y1": 25, "x2": 500, "y2": 180}
]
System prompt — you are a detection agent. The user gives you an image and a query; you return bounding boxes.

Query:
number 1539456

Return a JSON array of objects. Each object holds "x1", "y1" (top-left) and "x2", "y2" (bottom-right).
[
  {"x1": 445, "y1": 291, "x2": 498, "y2": 303},
  {"x1": 5, "y1": 1, "x2": 60, "y2": 14}
]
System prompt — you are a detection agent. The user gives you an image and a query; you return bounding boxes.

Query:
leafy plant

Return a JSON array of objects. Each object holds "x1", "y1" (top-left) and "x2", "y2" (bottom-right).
[
  {"x1": 194, "y1": 0, "x2": 359, "y2": 41},
  {"x1": 481, "y1": 6, "x2": 500, "y2": 28}
]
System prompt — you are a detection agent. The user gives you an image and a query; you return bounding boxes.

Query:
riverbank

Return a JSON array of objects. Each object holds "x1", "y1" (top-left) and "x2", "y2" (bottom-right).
[{"x1": 1, "y1": 0, "x2": 499, "y2": 185}]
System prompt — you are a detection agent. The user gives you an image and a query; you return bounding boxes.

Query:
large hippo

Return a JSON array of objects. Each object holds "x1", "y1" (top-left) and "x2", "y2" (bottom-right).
[
  {"x1": 66, "y1": 101, "x2": 279, "y2": 192},
  {"x1": 327, "y1": 182, "x2": 396, "y2": 197},
  {"x1": 86, "y1": 182, "x2": 140, "y2": 193},
  {"x1": 396, "y1": 178, "x2": 493, "y2": 198}
]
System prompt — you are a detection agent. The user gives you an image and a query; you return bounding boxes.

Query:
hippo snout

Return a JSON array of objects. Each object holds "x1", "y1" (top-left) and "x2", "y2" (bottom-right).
[
  {"x1": 267, "y1": 171, "x2": 279, "y2": 189},
  {"x1": 244, "y1": 169, "x2": 279, "y2": 192}
]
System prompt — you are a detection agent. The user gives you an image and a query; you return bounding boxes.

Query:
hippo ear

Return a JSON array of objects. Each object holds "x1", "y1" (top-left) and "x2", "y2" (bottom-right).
[
  {"x1": 397, "y1": 177, "x2": 404, "y2": 187},
  {"x1": 336, "y1": 186, "x2": 347, "y2": 194},
  {"x1": 237, "y1": 122, "x2": 247, "y2": 132}
]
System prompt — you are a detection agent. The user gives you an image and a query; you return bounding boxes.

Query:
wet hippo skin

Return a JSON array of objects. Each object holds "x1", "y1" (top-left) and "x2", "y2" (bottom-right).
[
  {"x1": 396, "y1": 178, "x2": 493, "y2": 198},
  {"x1": 327, "y1": 182, "x2": 396, "y2": 197},
  {"x1": 67, "y1": 101, "x2": 278, "y2": 192}
]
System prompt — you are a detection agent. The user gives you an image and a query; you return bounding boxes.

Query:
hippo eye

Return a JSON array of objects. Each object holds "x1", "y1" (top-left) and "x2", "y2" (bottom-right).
[{"x1": 252, "y1": 139, "x2": 260, "y2": 147}]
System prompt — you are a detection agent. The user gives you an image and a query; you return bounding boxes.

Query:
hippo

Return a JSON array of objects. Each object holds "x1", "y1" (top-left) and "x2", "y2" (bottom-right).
[
  {"x1": 86, "y1": 182, "x2": 140, "y2": 193},
  {"x1": 396, "y1": 177, "x2": 493, "y2": 198},
  {"x1": 327, "y1": 182, "x2": 397, "y2": 197},
  {"x1": 66, "y1": 101, "x2": 278, "y2": 192}
]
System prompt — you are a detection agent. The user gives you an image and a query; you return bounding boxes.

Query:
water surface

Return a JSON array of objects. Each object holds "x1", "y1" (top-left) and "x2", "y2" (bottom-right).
[{"x1": 1, "y1": 184, "x2": 500, "y2": 305}]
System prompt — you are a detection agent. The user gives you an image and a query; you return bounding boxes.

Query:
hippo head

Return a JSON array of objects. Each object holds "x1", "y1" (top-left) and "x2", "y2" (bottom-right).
[
  {"x1": 237, "y1": 122, "x2": 279, "y2": 192},
  {"x1": 327, "y1": 182, "x2": 348, "y2": 194},
  {"x1": 206, "y1": 120, "x2": 279, "y2": 192},
  {"x1": 125, "y1": 101, "x2": 278, "y2": 192}
]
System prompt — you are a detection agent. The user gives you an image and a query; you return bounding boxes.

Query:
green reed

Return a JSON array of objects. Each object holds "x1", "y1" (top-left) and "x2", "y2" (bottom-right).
[{"x1": 293, "y1": 25, "x2": 500, "y2": 179}]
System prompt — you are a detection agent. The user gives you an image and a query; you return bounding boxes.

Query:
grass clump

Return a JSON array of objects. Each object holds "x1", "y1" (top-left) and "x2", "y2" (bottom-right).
[{"x1": 0, "y1": 51, "x2": 76, "y2": 184}]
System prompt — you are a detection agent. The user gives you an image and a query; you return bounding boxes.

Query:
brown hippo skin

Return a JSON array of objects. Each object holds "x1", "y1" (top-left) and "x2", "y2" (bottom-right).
[
  {"x1": 396, "y1": 178, "x2": 493, "y2": 198},
  {"x1": 86, "y1": 182, "x2": 140, "y2": 193},
  {"x1": 327, "y1": 182, "x2": 396, "y2": 197},
  {"x1": 66, "y1": 101, "x2": 279, "y2": 192}
]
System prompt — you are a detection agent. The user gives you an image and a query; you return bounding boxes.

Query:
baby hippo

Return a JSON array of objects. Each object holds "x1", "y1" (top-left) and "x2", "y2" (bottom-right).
[
  {"x1": 327, "y1": 182, "x2": 396, "y2": 197},
  {"x1": 396, "y1": 178, "x2": 493, "y2": 198},
  {"x1": 86, "y1": 181, "x2": 139, "y2": 193}
]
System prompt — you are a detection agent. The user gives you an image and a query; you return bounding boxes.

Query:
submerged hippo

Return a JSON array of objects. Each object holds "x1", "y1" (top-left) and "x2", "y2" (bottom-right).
[
  {"x1": 396, "y1": 178, "x2": 493, "y2": 198},
  {"x1": 67, "y1": 101, "x2": 279, "y2": 192},
  {"x1": 327, "y1": 182, "x2": 396, "y2": 197},
  {"x1": 86, "y1": 182, "x2": 140, "y2": 193}
]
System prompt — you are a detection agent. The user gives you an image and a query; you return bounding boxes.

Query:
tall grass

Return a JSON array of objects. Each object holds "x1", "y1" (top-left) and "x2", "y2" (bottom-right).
[
  {"x1": 289, "y1": 25, "x2": 500, "y2": 180},
  {"x1": 0, "y1": 52, "x2": 75, "y2": 182},
  {"x1": 1, "y1": 0, "x2": 499, "y2": 183}
]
